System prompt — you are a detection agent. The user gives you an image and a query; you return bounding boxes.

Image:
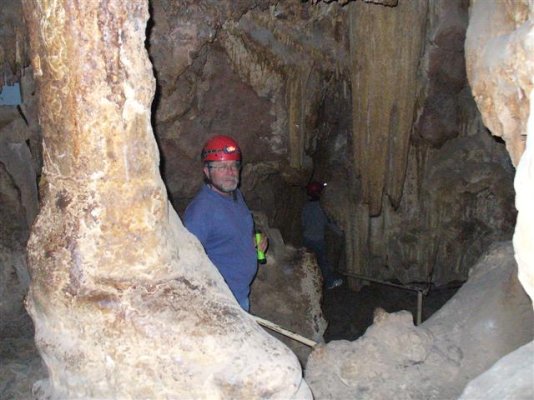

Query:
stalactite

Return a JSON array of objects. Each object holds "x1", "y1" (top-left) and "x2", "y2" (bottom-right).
[
  {"x1": 348, "y1": 0, "x2": 427, "y2": 217},
  {"x1": 345, "y1": 0, "x2": 427, "y2": 282},
  {"x1": 288, "y1": 68, "x2": 305, "y2": 169}
]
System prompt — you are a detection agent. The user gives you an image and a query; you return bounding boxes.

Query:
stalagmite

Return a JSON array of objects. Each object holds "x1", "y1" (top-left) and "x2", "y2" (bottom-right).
[{"x1": 22, "y1": 1, "x2": 310, "y2": 398}]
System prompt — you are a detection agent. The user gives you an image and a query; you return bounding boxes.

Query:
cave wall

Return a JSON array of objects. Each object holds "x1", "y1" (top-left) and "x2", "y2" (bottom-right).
[
  {"x1": 148, "y1": 0, "x2": 515, "y2": 286},
  {"x1": 0, "y1": 0, "x2": 520, "y2": 334},
  {"x1": 306, "y1": 2, "x2": 534, "y2": 397},
  {"x1": 0, "y1": 0, "x2": 40, "y2": 339},
  {"x1": 338, "y1": 0, "x2": 515, "y2": 285},
  {"x1": 0, "y1": 1, "x2": 519, "y2": 340}
]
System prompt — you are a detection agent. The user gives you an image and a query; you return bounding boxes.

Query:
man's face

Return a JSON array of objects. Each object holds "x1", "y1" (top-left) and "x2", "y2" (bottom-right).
[{"x1": 204, "y1": 160, "x2": 241, "y2": 195}]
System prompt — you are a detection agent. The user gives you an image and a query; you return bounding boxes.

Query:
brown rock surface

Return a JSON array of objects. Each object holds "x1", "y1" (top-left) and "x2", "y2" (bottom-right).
[
  {"x1": 0, "y1": 0, "x2": 531, "y2": 397},
  {"x1": 147, "y1": 0, "x2": 516, "y2": 288},
  {"x1": 250, "y1": 215, "x2": 327, "y2": 363}
]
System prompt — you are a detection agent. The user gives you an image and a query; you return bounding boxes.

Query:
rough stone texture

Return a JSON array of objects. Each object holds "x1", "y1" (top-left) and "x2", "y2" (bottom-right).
[
  {"x1": 340, "y1": 0, "x2": 515, "y2": 286},
  {"x1": 465, "y1": 0, "x2": 532, "y2": 168},
  {"x1": 0, "y1": 241, "x2": 32, "y2": 338},
  {"x1": 0, "y1": 70, "x2": 39, "y2": 338},
  {"x1": 0, "y1": 118, "x2": 38, "y2": 231},
  {"x1": 146, "y1": 0, "x2": 516, "y2": 287},
  {"x1": 0, "y1": 0, "x2": 25, "y2": 87},
  {"x1": 466, "y1": 0, "x2": 534, "y2": 304},
  {"x1": 305, "y1": 242, "x2": 534, "y2": 399},
  {"x1": 463, "y1": 2, "x2": 534, "y2": 397},
  {"x1": 349, "y1": 0, "x2": 427, "y2": 217},
  {"x1": 458, "y1": 340, "x2": 534, "y2": 400},
  {"x1": 0, "y1": 0, "x2": 519, "y2": 344},
  {"x1": 423, "y1": 242, "x2": 534, "y2": 377},
  {"x1": 0, "y1": 0, "x2": 532, "y2": 396},
  {"x1": 250, "y1": 214, "x2": 327, "y2": 363},
  {"x1": 22, "y1": 1, "x2": 310, "y2": 398},
  {"x1": 0, "y1": 338, "x2": 46, "y2": 399}
]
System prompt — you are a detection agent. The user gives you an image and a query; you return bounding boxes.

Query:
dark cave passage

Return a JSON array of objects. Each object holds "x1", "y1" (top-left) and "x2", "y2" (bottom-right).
[{"x1": 322, "y1": 280, "x2": 461, "y2": 342}]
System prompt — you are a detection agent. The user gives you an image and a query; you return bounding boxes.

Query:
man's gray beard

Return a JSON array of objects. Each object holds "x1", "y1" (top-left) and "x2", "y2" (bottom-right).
[{"x1": 208, "y1": 179, "x2": 238, "y2": 200}]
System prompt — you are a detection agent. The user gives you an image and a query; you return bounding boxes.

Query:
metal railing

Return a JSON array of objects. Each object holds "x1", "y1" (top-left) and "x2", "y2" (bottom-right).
[{"x1": 340, "y1": 271, "x2": 431, "y2": 325}]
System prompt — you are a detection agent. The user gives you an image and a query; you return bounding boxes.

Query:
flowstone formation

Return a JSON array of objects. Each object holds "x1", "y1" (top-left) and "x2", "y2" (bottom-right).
[
  {"x1": 148, "y1": 0, "x2": 515, "y2": 287},
  {"x1": 341, "y1": 0, "x2": 515, "y2": 285},
  {"x1": 22, "y1": 1, "x2": 310, "y2": 398}
]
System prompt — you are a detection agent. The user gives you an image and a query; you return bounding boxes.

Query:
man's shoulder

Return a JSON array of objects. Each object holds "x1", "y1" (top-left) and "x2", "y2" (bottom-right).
[
  {"x1": 185, "y1": 186, "x2": 211, "y2": 213},
  {"x1": 189, "y1": 185, "x2": 209, "y2": 200}
]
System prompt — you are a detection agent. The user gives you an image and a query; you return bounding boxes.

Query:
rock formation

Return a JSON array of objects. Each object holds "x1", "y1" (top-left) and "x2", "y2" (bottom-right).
[
  {"x1": 306, "y1": 1, "x2": 534, "y2": 398},
  {"x1": 458, "y1": 1, "x2": 534, "y2": 396},
  {"x1": 21, "y1": 1, "x2": 310, "y2": 398},
  {"x1": 250, "y1": 214, "x2": 327, "y2": 363},
  {"x1": 305, "y1": 242, "x2": 534, "y2": 399},
  {"x1": 458, "y1": 341, "x2": 534, "y2": 399},
  {"x1": 148, "y1": 0, "x2": 515, "y2": 287},
  {"x1": 465, "y1": 0, "x2": 534, "y2": 303}
]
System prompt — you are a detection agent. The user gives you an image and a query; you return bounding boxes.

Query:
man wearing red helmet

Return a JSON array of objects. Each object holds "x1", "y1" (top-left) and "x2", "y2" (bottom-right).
[
  {"x1": 184, "y1": 135, "x2": 267, "y2": 311},
  {"x1": 302, "y1": 181, "x2": 343, "y2": 290}
]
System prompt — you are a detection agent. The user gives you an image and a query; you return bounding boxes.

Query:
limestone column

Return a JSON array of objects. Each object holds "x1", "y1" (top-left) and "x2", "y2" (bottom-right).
[{"x1": 22, "y1": 1, "x2": 311, "y2": 398}]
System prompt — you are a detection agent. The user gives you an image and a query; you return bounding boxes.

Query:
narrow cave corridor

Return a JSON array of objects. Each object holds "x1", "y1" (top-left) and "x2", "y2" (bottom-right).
[{"x1": 1, "y1": 0, "x2": 533, "y2": 399}]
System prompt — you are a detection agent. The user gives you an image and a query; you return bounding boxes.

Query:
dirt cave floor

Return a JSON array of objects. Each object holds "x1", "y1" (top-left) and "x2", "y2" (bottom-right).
[{"x1": 322, "y1": 279, "x2": 462, "y2": 342}]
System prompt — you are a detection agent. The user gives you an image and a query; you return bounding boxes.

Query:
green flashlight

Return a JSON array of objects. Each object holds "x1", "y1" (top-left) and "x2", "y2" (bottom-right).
[{"x1": 255, "y1": 232, "x2": 266, "y2": 264}]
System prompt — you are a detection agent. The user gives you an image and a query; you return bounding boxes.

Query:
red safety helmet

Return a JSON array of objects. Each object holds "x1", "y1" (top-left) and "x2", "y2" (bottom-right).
[
  {"x1": 201, "y1": 135, "x2": 242, "y2": 162},
  {"x1": 306, "y1": 181, "x2": 325, "y2": 198}
]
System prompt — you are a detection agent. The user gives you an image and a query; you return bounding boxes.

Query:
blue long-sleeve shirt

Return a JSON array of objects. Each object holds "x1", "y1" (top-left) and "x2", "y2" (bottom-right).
[{"x1": 184, "y1": 185, "x2": 257, "y2": 310}]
